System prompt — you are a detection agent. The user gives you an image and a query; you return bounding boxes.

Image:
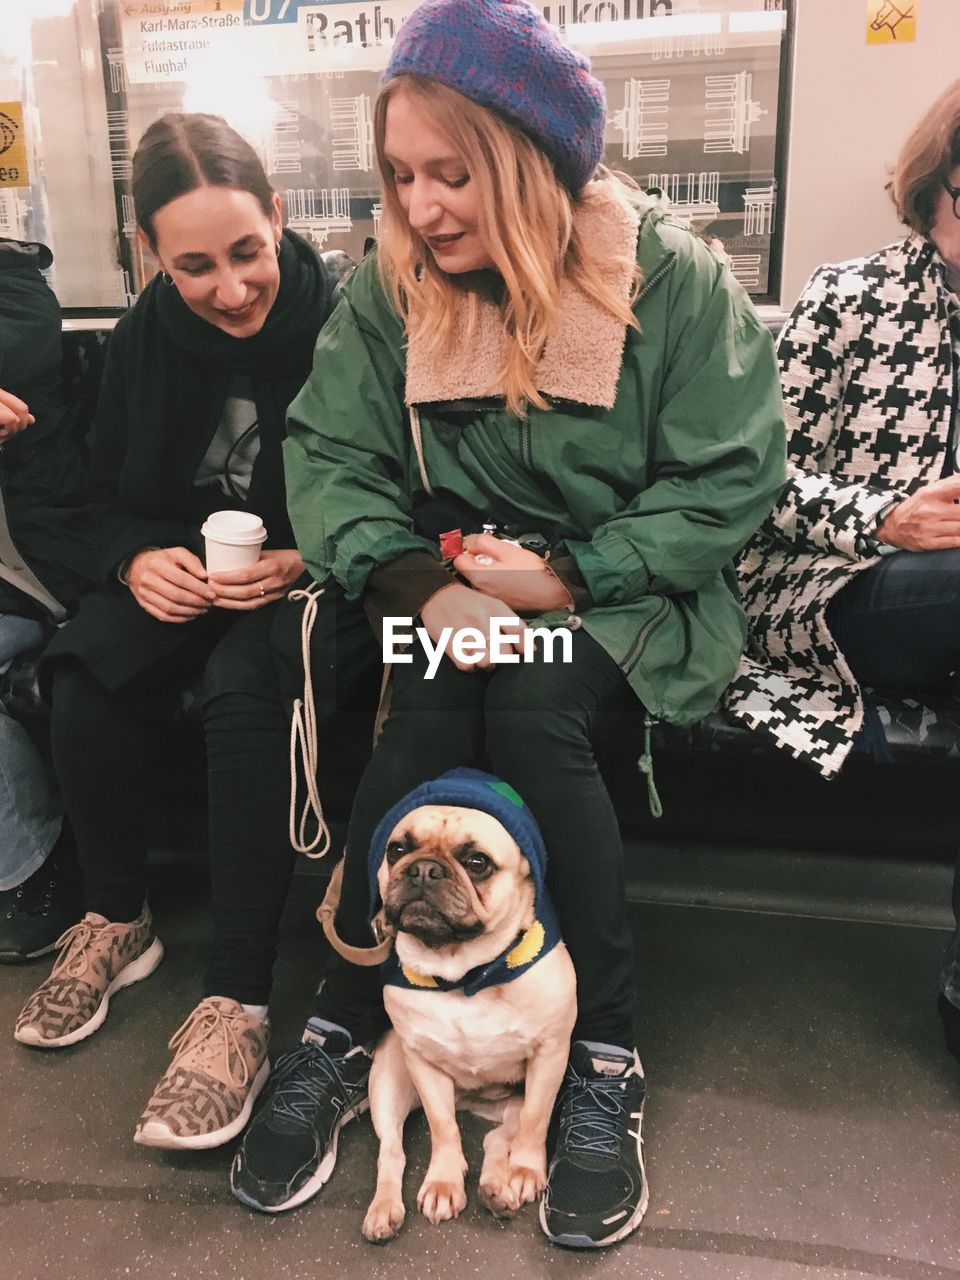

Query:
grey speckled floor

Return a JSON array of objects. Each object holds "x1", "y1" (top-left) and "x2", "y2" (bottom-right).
[{"x1": 1, "y1": 849, "x2": 959, "y2": 1280}]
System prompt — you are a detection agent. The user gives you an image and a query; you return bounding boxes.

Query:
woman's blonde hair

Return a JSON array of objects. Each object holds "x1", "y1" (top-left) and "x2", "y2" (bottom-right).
[
  {"x1": 373, "y1": 75, "x2": 639, "y2": 417},
  {"x1": 887, "y1": 79, "x2": 960, "y2": 235}
]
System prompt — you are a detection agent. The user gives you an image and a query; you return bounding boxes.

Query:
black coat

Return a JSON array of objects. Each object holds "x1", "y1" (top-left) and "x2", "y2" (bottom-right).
[
  {"x1": 87, "y1": 306, "x2": 299, "y2": 583},
  {"x1": 0, "y1": 239, "x2": 96, "y2": 617},
  {"x1": 44, "y1": 231, "x2": 332, "y2": 690}
]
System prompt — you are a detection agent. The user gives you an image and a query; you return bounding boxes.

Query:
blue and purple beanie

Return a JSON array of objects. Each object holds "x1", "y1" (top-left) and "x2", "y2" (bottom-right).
[{"x1": 383, "y1": 0, "x2": 608, "y2": 195}]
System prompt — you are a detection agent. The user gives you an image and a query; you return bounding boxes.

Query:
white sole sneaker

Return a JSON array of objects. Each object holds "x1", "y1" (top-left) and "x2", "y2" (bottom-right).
[
  {"x1": 541, "y1": 1171, "x2": 649, "y2": 1248},
  {"x1": 14, "y1": 937, "x2": 165, "y2": 1049},
  {"x1": 134, "y1": 1059, "x2": 272, "y2": 1150},
  {"x1": 230, "y1": 1097, "x2": 370, "y2": 1214}
]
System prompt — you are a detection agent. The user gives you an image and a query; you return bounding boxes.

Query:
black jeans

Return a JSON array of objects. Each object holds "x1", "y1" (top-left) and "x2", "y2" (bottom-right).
[
  {"x1": 315, "y1": 628, "x2": 638, "y2": 1049},
  {"x1": 49, "y1": 586, "x2": 380, "y2": 1005},
  {"x1": 826, "y1": 547, "x2": 960, "y2": 1009}
]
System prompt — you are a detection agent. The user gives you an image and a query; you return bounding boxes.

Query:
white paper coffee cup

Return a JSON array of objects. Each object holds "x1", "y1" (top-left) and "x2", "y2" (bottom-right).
[{"x1": 201, "y1": 510, "x2": 267, "y2": 573}]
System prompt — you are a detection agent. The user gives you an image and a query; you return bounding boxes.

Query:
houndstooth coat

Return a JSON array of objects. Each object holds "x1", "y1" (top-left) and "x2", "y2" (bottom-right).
[{"x1": 724, "y1": 234, "x2": 955, "y2": 779}]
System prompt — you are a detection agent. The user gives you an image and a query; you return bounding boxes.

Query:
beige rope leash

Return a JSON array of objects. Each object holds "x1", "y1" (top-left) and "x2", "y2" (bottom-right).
[{"x1": 288, "y1": 579, "x2": 332, "y2": 858}]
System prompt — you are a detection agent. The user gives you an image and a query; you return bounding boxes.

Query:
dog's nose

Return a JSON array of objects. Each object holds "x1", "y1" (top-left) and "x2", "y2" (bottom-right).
[{"x1": 404, "y1": 858, "x2": 448, "y2": 886}]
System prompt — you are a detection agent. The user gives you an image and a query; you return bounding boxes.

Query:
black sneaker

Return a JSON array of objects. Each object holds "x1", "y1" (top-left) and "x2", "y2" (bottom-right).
[
  {"x1": 540, "y1": 1040, "x2": 648, "y2": 1249},
  {"x1": 230, "y1": 1017, "x2": 371, "y2": 1213},
  {"x1": 0, "y1": 852, "x2": 83, "y2": 963}
]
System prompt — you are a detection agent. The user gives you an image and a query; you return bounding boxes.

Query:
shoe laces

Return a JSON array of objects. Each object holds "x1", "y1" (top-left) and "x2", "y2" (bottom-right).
[
  {"x1": 48, "y1": 916, "x2": 111, "y2": 981},
  {"x1": 268, "y1": 1043, "x2": 360, "y2": 1129},
  {"x1": 167, "y1": 1000, "x2": 253, "y2": 1090},
  {"x1": 558, "y1": 1067, "x2": 631, "y2": 1160}
]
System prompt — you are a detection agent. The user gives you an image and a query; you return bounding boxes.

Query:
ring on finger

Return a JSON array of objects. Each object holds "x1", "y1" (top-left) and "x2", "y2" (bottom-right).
[{"x1": 258, "y1": 582, "x2": 266, "y2": 598}]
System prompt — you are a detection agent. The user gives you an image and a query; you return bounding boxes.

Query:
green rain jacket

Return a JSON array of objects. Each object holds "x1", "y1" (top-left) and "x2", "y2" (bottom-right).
[{"x1": 284, "y1": 187, "x2": 786, "y2": 726}]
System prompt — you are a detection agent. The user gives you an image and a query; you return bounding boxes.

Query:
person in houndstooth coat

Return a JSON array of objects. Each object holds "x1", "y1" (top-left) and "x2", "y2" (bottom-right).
[{"x1": 724, "y1": 79, "x2": 960, "y2": 1062}]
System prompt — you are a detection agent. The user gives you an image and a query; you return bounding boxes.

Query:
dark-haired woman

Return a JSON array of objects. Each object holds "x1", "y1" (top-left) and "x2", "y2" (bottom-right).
[
  {"x1": 725, "y1": 79, "x2": 960, "y2": 1062},
  {"x1": 14, "y1": 113, "x2": 379, "y2": 1150}
]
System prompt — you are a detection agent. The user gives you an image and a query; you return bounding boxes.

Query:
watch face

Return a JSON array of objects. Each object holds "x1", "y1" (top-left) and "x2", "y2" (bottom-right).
[{"x1": 516, "y1": 533, "x2": 551, "y2": 558}]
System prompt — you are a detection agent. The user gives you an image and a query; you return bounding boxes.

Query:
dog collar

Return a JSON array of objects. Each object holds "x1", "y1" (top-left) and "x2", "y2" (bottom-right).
[{"x1": 381, "y1": 897, "x2": 561, "y2": 997}]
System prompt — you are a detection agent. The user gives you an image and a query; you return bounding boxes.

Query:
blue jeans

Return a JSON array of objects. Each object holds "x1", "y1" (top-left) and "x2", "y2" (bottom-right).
[
  {"x1": 0, "y1": 614, "x2": 60, "y2": 888},
  {"x1": 826, "y1": 548, "x2": 960, "y2": 1009},
  {"x1": 0, "y1": 614, "x2": 47, "y2": 672}
]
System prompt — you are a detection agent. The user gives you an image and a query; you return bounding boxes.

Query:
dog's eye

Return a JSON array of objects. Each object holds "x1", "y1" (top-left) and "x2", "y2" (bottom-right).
[
  {"x1": 463, "y1": 852, "x2": 493, "y2": 876},
  {"x1": 385, "y1": 841, "x2": 407, "y2": 865}
]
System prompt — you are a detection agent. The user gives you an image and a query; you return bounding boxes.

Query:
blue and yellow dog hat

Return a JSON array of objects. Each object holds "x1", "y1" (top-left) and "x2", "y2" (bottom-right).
[{"x1": 368, "y1": 767, "x2": 561, "y2": 996}]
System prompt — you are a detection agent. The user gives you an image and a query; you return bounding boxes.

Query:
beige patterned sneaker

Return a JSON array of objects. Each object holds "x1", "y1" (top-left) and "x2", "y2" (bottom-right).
[
  {"x1": 135, "y1": 996, "x2": 270, "y2": 1150},
  {"x1": 14, "y1": 907, "x2": 164, "y2": 1049}
]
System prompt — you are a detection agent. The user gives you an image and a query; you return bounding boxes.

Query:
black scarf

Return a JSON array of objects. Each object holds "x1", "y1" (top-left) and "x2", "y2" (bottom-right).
[{"x1": 119, "y1": 229, "x2": 330, "y2": 543}]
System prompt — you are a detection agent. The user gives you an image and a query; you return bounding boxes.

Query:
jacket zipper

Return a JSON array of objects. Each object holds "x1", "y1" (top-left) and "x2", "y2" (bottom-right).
[
  {"x1": 519, "y1": 418, "x2": 533, "y2": 469},
  {"x1": 616, "y1": 249, "x2": 677, "y2": 676},
  {"x1": 634, "y1": 251, "x2": 677, "y2": 304},
  {"x1": 515, "y1": 253, "x2": 676, "y2": 622},
  {"x1": 620, "y1": 597, "x2": 669, "y2": 675}
]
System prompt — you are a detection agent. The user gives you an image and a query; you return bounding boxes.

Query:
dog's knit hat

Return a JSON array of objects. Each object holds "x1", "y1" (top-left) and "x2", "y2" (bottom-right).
[
  {"x1": 383, "y1": 0, "x2": 607, "y2": 194},
  {"x1": 368, "y1": 767, "x2": 549, "y2": 913}
]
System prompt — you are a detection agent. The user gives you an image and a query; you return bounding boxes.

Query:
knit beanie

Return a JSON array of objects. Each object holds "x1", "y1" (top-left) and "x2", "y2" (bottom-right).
[
  {"x1": 383, "y1": 0, "x2": 607, "y2": 194},
  {"x1": 368, "y1": 767, "x2": 549, "y2": 915}
]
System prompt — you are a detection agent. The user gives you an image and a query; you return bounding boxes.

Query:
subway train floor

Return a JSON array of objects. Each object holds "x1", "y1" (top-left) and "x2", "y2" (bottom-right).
[{"x1": 1, "y1": 841, "x2": 959, "y2": 1280}]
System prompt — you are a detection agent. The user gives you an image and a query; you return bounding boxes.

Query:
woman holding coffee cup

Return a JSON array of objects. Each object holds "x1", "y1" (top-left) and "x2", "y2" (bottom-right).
[{"x1": 14, "y1": 113, "x2": 379, "y2": 1150}]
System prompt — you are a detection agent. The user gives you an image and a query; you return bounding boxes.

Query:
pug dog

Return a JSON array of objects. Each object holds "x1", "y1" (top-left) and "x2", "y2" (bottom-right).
[{"x1": 355, "y1": 770, "x2": 576, "y2": 1243}]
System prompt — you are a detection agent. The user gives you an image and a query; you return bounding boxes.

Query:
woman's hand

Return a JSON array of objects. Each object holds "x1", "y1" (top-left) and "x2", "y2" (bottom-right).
[
  {"x1": 419, "y1": 582, "x2": 528, "y2": 671},
  {"x1": 208, "y1": 548, "x2": 305, "y2": 611},
  {"x1": 126, "y1": 547, "x2": 216, "y2": 623},
  {"x1": 0, "y1": 388, "x2": 34, "y2": 441},
  {"x1": 453, "y1": 533, "x2": 572, "y2": 614},
  {"x1": 876, "y1": 477, "x2": 960, "y2": 551}
]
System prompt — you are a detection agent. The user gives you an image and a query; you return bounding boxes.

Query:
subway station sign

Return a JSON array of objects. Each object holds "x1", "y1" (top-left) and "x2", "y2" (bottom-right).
[
  {"x1": 120, "y1": 0, "x2": 675, "y2": 83},
  {"x1": 121, "y1": 0, "x2": 244, "y2": 82},
  {"x1": 120, "y1": 0, "x2": 419, "y2": 82}
]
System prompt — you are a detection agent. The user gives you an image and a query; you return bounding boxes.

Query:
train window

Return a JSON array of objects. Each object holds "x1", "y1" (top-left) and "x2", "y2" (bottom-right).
[
  {"x1": 1, "y1": 2, "x2": 125, "y2": 309},
  {"x1": 5, "y1": 1, "x2": 792, "y2": 310}
]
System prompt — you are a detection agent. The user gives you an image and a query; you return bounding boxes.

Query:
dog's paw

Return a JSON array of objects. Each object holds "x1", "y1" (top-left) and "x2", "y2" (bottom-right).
[
  {"x1": 478, "y1": 1174, "x2": 521, "y2": 1219},
  {"x1": 417, "y1": 1177, "x2": 467, "y2": 1225},
  {"x1": 507, "y1": 1162, "x2": 546, "y2": 1206},
  {"x1": 362, "y1": 1194, "x2": 406, "y2": 1243},
  {"x1": 506, "y1": 1146, "x2": 547, "y2": 1207}
]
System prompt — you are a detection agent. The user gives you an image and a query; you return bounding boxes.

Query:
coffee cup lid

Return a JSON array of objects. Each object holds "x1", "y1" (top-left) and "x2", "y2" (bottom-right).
[{"x1": 201, "y1": 510, "x2": 267, "y2": 545}]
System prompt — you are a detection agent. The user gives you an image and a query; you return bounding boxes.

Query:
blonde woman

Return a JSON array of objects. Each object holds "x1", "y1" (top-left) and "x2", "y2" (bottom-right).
[{"x1": 232, "y1": 0, "x2": 786, "y2": 1246}]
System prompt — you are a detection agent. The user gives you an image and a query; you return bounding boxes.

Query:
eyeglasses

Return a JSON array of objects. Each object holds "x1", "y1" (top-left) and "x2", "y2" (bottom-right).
[{"x1": 942, "y1": 175, "x2": 960, "y2": 220}]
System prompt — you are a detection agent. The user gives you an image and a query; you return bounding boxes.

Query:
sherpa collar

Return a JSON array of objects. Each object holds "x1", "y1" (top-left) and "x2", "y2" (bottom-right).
[
  {"x1": 403, "y1": 182, "x2": 641, "y2": 411},
  {"x1": 368, "y1": 767, "x2": 562, "y2": 997}
]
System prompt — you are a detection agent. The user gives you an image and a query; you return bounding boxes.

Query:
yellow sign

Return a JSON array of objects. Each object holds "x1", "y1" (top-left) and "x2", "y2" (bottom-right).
[
  {"x1": 866, "y1": 1, "x2": 917, "y2": 44},
  {"x1": 0, "y1": 102, "x2": 29, "y2": 189}
]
